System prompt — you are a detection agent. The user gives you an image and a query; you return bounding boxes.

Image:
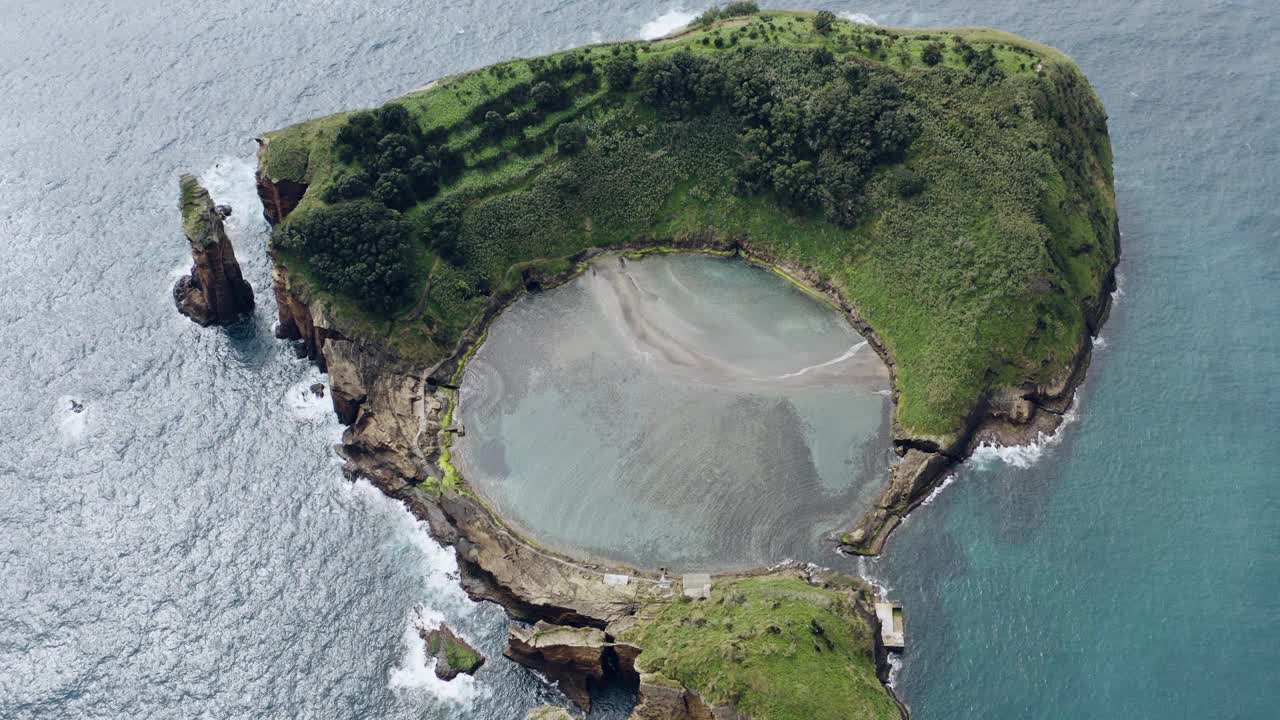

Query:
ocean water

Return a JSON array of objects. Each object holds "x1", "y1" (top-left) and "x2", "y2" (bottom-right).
[
  {"x1": 2, "y1": 2, "x2": 1277, "y2": 720},
  {"x1": 453, "y1": 254, "x2": 889, "y2": 571}
]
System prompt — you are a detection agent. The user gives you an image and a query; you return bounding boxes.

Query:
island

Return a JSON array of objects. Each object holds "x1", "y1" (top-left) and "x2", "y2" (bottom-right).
[{"x1": 233, "y1": 7, "x2": 1117, "y2": 718}]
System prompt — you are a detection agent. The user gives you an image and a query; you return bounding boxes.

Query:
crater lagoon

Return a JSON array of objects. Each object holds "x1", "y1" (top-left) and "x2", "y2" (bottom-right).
[{"x1": 452, "y1": 253, "x2": 891, "y2": 571}]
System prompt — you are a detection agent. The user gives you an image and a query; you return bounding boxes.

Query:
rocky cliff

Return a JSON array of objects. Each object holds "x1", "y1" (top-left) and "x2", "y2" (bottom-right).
[{"x1": 173, "y1": 175, "x2": 254, "y2": 326}]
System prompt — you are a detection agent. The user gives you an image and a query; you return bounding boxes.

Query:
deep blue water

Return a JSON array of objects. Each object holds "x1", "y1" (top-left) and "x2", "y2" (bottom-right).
[{"x1": 1, "y1": 1, "x2": 1276, "y2": 719}]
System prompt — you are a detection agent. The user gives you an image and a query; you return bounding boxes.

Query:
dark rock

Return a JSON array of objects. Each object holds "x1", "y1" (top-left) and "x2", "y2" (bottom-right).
[
  {"x1": 309, "y1": 382, "x2": 325, "y2": 398},
  {"x1": 69, "y1": 399, "x2": 85, "y2": 413},
  {"x1": 417, "y1": 621, "x2": 485, "y2": 681},
  {"x1": 173, "y1": 175, "x2": 254, "y2": 326},
  {"x1": 505, "y1": 621, "x2": 609, "y2": 712}
]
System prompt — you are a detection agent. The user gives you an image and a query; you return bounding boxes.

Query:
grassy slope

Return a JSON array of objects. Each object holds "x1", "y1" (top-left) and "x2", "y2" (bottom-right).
[
  {"x1": 260, "y1": 10, "x2": 1116, "y2": 445},
  {"x1": 621, "y1": 576, "x2": 900, "y2": 719}
]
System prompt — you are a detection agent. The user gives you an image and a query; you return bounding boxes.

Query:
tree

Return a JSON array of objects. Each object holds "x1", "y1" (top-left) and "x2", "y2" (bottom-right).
[
  {"x1": 482, "y1": 110, "x2": 506, "y2": 139},
  {"x1": 372, "y1": 169, "x2": 413, "y2": 209},
  {"x1": 812, "y1": 46, "x2": 834, "y2": 66},
  {"x1": 813, "y1": 10, "x2": 836, "y2": 34},
  {"x1": 722, "y1": 1, "x2": 759, "y2": 17},
  {"x1": 636, "y1": 50, "x2": 724, "y2": 118},
  {"x1": 278, "y1": 201, "x2": 414, "y2": 312},
  {"x1": 423, "y1": 197, "x2": 465, "y2": 265},
  {"x1": 554, "y1": 122, "x2": 588, "y2": 155},
  {"x1": 921, "y1": 42, "x2": 944, "y2": 66},
  {"x1": 531, "y1": 80, "x2": 564, "y2": 110},
  {"x1": 322, "y1": 173, "x2": 370, "y2": 203},
  {"x1": 604, "y1": 54, "x2": 637, "y2": 91}
]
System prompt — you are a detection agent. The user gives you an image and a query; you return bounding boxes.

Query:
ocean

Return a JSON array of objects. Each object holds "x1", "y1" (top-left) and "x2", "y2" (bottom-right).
[{"x1": 2, "y1": 1, "x2": 1276, "y2": 718}]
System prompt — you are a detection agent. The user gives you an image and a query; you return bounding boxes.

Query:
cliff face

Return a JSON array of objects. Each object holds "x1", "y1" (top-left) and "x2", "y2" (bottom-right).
[{"x1": 173, "y1": 175, "x2": 255, "y2": 326}]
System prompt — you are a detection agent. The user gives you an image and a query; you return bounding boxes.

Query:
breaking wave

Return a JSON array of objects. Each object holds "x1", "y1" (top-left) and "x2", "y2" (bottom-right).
[
  {"x1": 639, "y1": 8, "x2": 697, "y2": 39},
  {"x1": 970, "y1": 392, "x2": 1080, "y2": 470},
  {"x1": 839, "y1": 12, "x2": 879, "y2": 26}
]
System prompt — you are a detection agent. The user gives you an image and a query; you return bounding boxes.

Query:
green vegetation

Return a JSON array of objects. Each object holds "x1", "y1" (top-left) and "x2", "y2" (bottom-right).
[
  {"x1": 621, "y1": 575, "x2": 899, "y2": 719},
  {"x1": 427, "y1": 630, "x2": 484, "y2": 674},
  {"x1": 262, "y1": 10, "x2": 1116, "y2": 444},
  {"x1": 178, "y1": 174, "x2": 212, "y2": 244}
]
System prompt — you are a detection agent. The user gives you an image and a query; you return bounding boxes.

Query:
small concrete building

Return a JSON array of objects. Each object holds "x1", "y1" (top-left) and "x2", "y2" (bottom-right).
[
  {"x1": 682, "y1": 573, "x2": 712, "y2": 600},
  {"x1": 874, "y1": 601, "x2": 905, "y2": 650}
]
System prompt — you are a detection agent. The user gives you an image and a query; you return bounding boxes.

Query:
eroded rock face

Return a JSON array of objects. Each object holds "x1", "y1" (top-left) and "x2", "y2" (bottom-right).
[
  {"x1": 254, "y1": 141, "x2": 308, "y2": 225},
  {"x1": 630, "y1": 675, "x2": 725, "y2": 720},
  {"x1": 173, "y1": 175, "x2": 254, "y2": 326},
  {"x1": 417, "y1": 622, "x2": 485, "y2": 681},
  {"x1": 505, "y1": 621, "x2": 610, "y2": 712}
]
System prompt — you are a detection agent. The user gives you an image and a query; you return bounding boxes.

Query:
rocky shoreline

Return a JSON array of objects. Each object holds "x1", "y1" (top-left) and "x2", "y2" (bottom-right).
[{"x1": 254, "y1": 151, "x2": 1117, "y2": 715}]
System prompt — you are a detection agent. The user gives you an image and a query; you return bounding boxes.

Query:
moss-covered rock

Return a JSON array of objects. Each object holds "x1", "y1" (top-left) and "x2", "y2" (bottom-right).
[{"x1": 419, "y1": 622, "x2": 485, "y2": 680}]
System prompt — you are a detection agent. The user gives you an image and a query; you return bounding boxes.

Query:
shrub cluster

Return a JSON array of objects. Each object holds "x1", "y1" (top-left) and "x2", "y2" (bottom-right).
[
  {"x1": 630, "y1": 47, "x2": 916, "y2": 226},
  {"x1": 277, "y1": 201, "x2": 414, "y2": 312},
  {"x1": 329, "y1": 104, "x2": 463, "y2": 210}
]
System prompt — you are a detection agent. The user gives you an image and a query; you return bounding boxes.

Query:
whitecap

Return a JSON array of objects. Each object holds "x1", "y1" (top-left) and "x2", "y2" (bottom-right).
[
  {"x1": 1093, "y1": 336, "x2": 1108, "y2": 351},
  {"x1": 284, "y1": 369, "x2": 335, "y2": 423},
  {"x1": 839, "y1": 12, "x2": 879, "y2": 26},
  {"x1": 919, "y1": 473, "x2": 957, "y2": 506},
  {"x1": 56, "y1": 395, "x2": 89, "y2": 443},
  {"x1": 639, "y1": 9, "x2": 698, "y2": 40},
  {"x1": 199, "y1": 156, "x2": 268, "y2": 248}
]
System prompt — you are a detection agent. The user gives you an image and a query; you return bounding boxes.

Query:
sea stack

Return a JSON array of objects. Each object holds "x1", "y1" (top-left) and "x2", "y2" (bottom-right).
[{"x1": 173, "y1": 174, "x2": 254, "y2": 326}]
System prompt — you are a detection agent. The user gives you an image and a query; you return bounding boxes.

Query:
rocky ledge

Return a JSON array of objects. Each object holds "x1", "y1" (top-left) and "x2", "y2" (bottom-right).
[{"x1": 173, "y1": 175, "x2": 254, "y2": 326}]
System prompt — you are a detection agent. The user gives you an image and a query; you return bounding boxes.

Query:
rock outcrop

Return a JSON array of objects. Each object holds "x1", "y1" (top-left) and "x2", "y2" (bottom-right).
[
  {"x1": 173, "y1": 175, "x2": 254, "y2": 326},
  {"x1": 505, "y1": 622, "x2": 612, "y2": 712},
  {"x1": 417, "y1": 621, "x2": 485, "y2": 680},
  {"x1": 254, "y1": 138, "x2": 308, "y2": 225}
]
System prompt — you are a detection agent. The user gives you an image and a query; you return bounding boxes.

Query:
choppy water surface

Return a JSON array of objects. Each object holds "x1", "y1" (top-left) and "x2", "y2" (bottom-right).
[
  {"x1": 3, "y1": 1, "x2": 1278, "y2": 719},
  {"x1": 453, "y1": 254, "x2": 889, "y2": 571}
]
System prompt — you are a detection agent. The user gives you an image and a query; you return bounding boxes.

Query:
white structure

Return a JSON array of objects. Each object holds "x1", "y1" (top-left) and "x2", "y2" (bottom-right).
[
  {"x1": 874, "y1": 602, "x2": 905, "y2": 650},
  {"x1": 682, "y1": 573, "x2": 712, "y2": 600}
]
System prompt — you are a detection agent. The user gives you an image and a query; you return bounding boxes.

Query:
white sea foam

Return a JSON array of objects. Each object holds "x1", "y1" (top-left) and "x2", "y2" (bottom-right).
[
  {"x1": 284, "y1": 369, "x2": 335, "y2": 423},
  {"x1": 919, "y1": 473, "x2": 958, "y2": 506},
  {"x1": 775, "y1": 341, "x2": 867, "y2": 379},
  {"x1": 639, "y1": 8, "x2": 698, "y2": 40},
  {"x1": 387, "y1": 606, "x2": 484, "y2": 702},
  {"x1": 970, "y1": 392, "x2": 1080, "y2": 470},
  {"x1": 1093, "y1": 335, "x2": 1108, "y2": 351},
  {"x1": 199, "y1": 156, "x2": 268, "y2": 251},
  {"x1": 886, "y1": 652, "x2": 903, "y2": 688},
  {"x1": 56, "y1": 396, "x2": 89, "y2": 444},
  {"x1": 854, "y1": 555, "x2": 892, "y2": 597},
  {"x1": 347, "y1": 481, "x2": 486, "y2": 701},
  {"x1": 839, "y1": 12, "x2": 879, "y2": 26}
]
